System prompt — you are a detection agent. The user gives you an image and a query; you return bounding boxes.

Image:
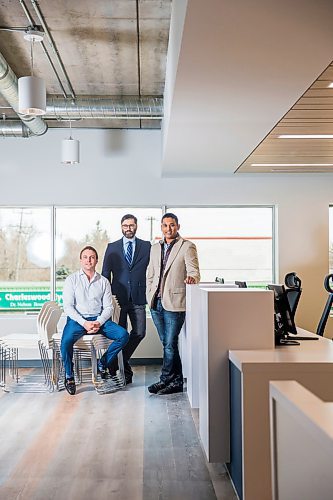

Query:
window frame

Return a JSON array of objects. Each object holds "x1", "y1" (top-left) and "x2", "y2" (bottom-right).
[{"x1": 0, "y1": 204, "x2": 276, "y2": 312}]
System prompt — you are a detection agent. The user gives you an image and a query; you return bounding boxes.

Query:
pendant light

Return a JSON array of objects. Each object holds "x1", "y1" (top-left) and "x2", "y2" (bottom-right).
[
  {"x1": 18, "y1": 29, "x2": 46, "y2": 116},
  {"x1": 61, "y1": 120, "x2": 80, "y2": 164}
]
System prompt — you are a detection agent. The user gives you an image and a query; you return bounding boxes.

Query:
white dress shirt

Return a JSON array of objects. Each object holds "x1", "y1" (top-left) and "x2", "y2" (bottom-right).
[{"x1": 63, "y1": 269, "x2": 113, "y2": 327}]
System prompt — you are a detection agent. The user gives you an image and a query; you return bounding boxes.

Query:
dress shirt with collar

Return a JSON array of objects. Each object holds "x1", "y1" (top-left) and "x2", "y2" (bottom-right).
[
  {"x1": 123, "y1": 236, "x2": 136, "y2": 260},
  {"x1": 162, "y1": 234, "x2": 179, "y2": 258},
  {"x1": 62, "y1": 269, "x2": 113, "y2": 327}
]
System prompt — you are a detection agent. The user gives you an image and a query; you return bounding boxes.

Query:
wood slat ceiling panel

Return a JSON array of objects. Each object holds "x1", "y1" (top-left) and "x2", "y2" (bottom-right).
[
  {"x1": 241, "y1": 165, "x2": 333, "y2": 173},
  {"x1": 273, "y1": 125, "x2": 333, "y2": 133},
  {"x1": 284, "y1": 110, "x2": 333, "y2": 119},
  {"x1": 293, "y1": 98, "x2": 333, "y2": 104},
  {"x1": 257, "y1": 144, "x2": 333, "y2": 154},
  {"x1": 303, "y1": 89, "x2": 333, "y2": 97},
  {"x1": 237, "y1": 59, "x2": 333, "y2": 174},
  {"x1": 318, "y1": 65, "x2": 333, "y2": 80},
  {"x1": 309, "y1": 81, "x2": 332, "y2": 89}
]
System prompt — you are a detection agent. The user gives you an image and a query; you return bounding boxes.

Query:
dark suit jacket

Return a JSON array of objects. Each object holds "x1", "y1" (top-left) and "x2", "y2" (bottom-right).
[{"x1": 101, "y1": 238, "x2": 151, "y2": 306}]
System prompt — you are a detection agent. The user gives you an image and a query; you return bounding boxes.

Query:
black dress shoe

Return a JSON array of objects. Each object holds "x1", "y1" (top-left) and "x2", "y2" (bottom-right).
[
  {"x1": 125, "y1": 375, "x2": 133, "y2": 385},
  {"x1": 64, "y1": 377, "x2": 76, "y2": 396},
  {"x1": 148, "y1": 381, "x2": 166, "y2": 394},
  {"x1": 97, "y1": 360, "x2": 107, "y2": 380},
  {"x1": 157, "y1": 383, "x2": 183, "y2": 395}
]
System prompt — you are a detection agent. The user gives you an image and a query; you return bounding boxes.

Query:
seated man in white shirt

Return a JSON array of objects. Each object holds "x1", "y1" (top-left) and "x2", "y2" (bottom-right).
[{"x1": 61, "y1": 245, "x2": 129, "y2": 395}]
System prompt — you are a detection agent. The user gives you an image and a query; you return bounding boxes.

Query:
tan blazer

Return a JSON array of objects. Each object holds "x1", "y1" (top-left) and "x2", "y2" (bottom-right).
[{"x1": 146, "y1": 236, "x2": 200, "y2": 312}]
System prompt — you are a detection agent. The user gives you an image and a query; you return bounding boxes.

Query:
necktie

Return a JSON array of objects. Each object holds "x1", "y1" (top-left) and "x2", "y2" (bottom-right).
[{"x1": 125, "y1": 241, "x2": 133, "y2": 266}]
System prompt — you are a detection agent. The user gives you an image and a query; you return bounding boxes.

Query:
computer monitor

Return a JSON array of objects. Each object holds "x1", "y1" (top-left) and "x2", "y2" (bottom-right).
[
  {"x1": 267, "y1": 284, "x2": 298, "y2": 345},
  {"x1": 235, "y1": 281, "x2": 247, "y2": 288}
]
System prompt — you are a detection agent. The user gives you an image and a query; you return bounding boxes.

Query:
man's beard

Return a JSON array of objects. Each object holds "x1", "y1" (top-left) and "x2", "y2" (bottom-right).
[{"x1": 122, "y1": 230, "x2": 134, "y2": 238}]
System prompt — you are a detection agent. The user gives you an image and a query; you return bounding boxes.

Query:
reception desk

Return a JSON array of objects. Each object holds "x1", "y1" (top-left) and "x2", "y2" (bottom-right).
[
  {"x1": 184, "y1": 282, "x2": 237, "y2": 409},
  {"x1": 229, "y1": 333, "x2": 333, "y2": 500},
  {"x1": 198, "y1": 287, "x2": 274, "y2": 463}
]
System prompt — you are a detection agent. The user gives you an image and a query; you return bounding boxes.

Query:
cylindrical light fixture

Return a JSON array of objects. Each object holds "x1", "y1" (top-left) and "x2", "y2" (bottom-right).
[
  {"x1": 61, "y1": 137, "x2": 80, "y2": 164},
  {"x1": 18, "y1": 75, "x2": 46, "y2": 115}
]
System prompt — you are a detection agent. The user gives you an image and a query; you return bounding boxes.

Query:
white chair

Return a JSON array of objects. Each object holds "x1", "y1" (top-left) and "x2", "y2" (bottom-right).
[
  {"x1": 38, "y1": 305, "x2": 63, "y2": 390},
  {"x1": 1, "y1": 302, "x2": 62, "y2": 392},
  {"x1": 53, "y1": 296, "x2": 125, "y2": 393},
  {"x1": 0, "y1": 300, "x2": 56, "y2": 388},
  {"x1": 90, "y1": 332, "x2": 126, "y2": 394}
]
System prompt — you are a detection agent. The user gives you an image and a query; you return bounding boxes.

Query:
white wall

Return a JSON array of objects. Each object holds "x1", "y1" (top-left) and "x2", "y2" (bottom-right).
[{"x1": 1, "y1": 128, "x2": 333, "y2": 336}]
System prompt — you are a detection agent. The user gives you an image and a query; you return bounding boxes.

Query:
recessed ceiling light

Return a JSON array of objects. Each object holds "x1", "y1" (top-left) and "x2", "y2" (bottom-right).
[
  {"x1": 269, "y1": 168, "x2": 333, "y2": 172},
  {"x1": 251, "y1": 163, "x2": 333, "y2": 167},
  {"x1": 278, "y1": 134, "x2": 333, "y2": 139},
  {"x1": 328, "y1": 82, "x2": 333, "y2": 88}
]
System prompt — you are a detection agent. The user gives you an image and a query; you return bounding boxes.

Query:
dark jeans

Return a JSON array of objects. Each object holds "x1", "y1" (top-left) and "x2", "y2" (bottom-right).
[
  {"x1": 109, "y1": 302, "x2": 146, "y2": 378},
  {"x1": 150, "y1": 299, "x2": 185, "y2": 386},
  {"x1": 60, "y1": 316, "x2": 129, "y2": 379}
]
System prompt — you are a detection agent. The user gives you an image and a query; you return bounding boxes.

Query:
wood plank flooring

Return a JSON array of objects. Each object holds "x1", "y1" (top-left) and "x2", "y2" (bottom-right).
[{"x1": 0, "y1": 366, "x2": 236, "y2": 500}]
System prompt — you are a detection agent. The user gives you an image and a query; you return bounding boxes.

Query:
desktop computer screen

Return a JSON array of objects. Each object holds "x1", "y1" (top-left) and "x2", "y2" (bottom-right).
[
  {"x1": 267, "y1": 284, "x2": 298, "y2": 345},
  {"x1": 267, "y1": 283, "x2": 318, "y2": 345}
]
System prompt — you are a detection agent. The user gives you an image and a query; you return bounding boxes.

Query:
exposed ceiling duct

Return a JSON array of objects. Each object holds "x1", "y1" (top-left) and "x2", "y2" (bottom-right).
[
  {"x1": 0, "y1": 120, "x2": 30, "y2": 137},
  {"x1": 0, "y1": 95, "x2": 164, "y2": 137},
  {"x1": 46, "y1": 96, "x2": 163, "y2": 121},
  {"x1": 0, "y1": 51, "x2": 47, "y2": 135}
]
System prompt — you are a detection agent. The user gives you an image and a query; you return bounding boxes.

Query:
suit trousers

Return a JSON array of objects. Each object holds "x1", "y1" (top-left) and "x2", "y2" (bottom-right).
[
  {"x1": 110, "y1": 302, "x2": 146, "y2": 378},
  {"x1": 60, "y1": 316, "x2": 129, "y2": 379}
]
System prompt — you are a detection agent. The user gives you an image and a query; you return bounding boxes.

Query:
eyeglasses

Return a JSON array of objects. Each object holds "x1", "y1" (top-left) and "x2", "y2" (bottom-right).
[{"x1": 122, "y1": 224, "x2": 136, "y2": 229}]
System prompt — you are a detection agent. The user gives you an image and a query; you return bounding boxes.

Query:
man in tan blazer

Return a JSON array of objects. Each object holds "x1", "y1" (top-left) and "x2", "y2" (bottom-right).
[{"x1": 146, "y1": 213, "x2": 200, "y2": 395}]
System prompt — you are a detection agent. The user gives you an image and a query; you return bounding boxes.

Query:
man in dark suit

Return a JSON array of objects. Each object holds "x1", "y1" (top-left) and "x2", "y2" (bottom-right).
[{"x1": 102, "y1": 214, "x2": 151, "y2": 383}]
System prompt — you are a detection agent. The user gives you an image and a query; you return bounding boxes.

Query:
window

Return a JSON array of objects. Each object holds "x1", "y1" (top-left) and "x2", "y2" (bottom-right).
[
  {"x1": 55, "y1": 207, "x2": 162, "y2": 305},
  {"x1": 0, "y1": 207, "x2": 51, "y2": 311},
  {"x1": 166, "y1": 206, "x2": 274, "y2": 285},
  {"x1": 0, "y1": 205, "x2": 274, "y2": 312}
]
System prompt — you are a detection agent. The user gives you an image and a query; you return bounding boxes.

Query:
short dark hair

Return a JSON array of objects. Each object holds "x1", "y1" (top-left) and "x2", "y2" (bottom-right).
[
  {"x1": 162, "y1": 212, "x2": 179, "y2": 225},
  {"x1": 121, "y1": 214, "x2": 137, "y2": 225},
  {"x1": 80, "y1": 246, "x2": 98, "y2": 260}
]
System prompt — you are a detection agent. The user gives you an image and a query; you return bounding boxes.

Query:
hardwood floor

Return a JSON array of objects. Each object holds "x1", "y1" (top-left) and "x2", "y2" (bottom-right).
[{"x1": 0, "y1": 366, "x2": 236, "y2": 500}]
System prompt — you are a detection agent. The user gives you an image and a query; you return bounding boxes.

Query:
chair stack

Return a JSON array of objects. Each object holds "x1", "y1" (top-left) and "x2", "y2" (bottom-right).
[{"x1": 0, "y1": 301, "x2": 62, "y2": 392}]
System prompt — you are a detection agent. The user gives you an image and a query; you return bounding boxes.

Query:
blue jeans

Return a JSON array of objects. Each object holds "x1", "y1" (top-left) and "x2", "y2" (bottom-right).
[
  {"x1": 60, "y1": 316, "x2": 129, "y2": 379},
  {"x1": 150, "y1": 299, "x2": 185, "y2": 386}
]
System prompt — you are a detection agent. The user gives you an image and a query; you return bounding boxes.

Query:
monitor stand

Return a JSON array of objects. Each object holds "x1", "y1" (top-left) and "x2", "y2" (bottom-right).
[
  {"x1": 288, "y1": 334, "x2": 319, "y2": 341},
  {"x1": 278, "y1": 337, "x2": 300, "y2": 346}
]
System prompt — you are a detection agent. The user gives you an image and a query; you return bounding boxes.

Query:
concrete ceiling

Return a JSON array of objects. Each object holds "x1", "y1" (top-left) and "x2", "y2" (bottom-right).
[
  {"x1": 161, "y1": 0, "x2": 333, "y2": 176},
  {"x1": 0, "y1": 0, "x2": 171, "y2": 130}
]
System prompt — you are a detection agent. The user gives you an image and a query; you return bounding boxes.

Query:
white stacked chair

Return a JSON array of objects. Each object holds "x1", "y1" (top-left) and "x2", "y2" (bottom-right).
[
  {"x1": 0, "y1": 300, "x2": 55, "y2": 390},
  {"x1": 0, "y1": 301, "x2": 62, "y2": 392},
  {"x1": 53, "y1": 295, "x2": 125, "y2": 393},
  {"x1": 38, "y1": 304, "x2": 63, "y2": 391}
]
